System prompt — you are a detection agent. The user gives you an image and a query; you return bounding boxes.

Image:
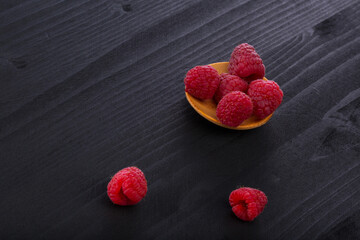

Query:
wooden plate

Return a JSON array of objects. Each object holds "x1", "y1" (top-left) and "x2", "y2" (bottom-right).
[{"x1": 185, "y1": 62, "x2": 273, "y2": 130}]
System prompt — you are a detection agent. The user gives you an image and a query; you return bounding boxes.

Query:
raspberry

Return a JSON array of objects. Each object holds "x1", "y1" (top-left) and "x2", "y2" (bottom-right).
[
  {"x1": 247, "y1": 80, "x2": 283, "y2": 119},
  {"x1": 228, "y1": 43, "x2": 265, "y2": 82},
  {"x1": 107, "y1": 167, "x2": 147, "y2": 206},
  {"x1": 216, "y1": 91, "x2": 253, "y2": 127},
  {"x1": 184, "y1": 65, "x2": 220, "y2": 99},
  {"x1": 229, "y1": 187, "x2": 268, "y2": 221},
  {"x1": 214, "y1": 73, "x2": 248, "y2": 103}
]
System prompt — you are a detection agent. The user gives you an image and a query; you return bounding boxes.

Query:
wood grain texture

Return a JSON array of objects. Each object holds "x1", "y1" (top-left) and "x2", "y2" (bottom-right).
[{"x1": 0, "y1": 0, "x2": 359, "y2": 239}]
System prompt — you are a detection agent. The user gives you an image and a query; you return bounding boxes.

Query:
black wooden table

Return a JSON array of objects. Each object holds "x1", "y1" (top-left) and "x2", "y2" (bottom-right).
[{"x1": 1, "y1": 0, "x2": 360, "y2": 239}]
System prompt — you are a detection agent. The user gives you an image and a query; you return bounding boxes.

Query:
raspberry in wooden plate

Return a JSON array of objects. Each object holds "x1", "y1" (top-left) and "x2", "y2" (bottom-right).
[
  {"x1": 228, "y1": 43, "x2": 265, "y2": 82},
  {"x1": 248, "y1": 79, "x2": 283, "y2": 119},
  {"x1": 214, "y1": 73, "x2": 248, "y2": 103},
  {"x1": 185, "y1": 62, "x2": 273, "y2": 130},
  {"x1": 184, "y1": 65, "x2": 220, "y2": 100},
  {"x1": 216, "y1": 91, "x2": 253, "y2": 127}
]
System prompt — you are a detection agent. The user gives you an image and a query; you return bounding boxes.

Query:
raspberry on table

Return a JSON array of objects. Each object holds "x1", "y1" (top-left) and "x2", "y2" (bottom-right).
[
  {"x1": 216, "y1": 91, "x2": 253, "y2": 127},
  {"x1": 229, "y1": 187, "x2": 268, "y2": 221},
  {"x1": 247, "y1": 79, "x2": 283, "y2": 119},
  {"x1": 214, "y1": 73, "x2": 248, "y2": 103},
  {"x1": 184, "y1": 65, "x2": 220, "y2": 99},
  {"x1": 107, "y1": 167, "x2": 147, "y2": 206},
  {"x1": 228, "y1": 43, "x2": 265, "y2": 82}
]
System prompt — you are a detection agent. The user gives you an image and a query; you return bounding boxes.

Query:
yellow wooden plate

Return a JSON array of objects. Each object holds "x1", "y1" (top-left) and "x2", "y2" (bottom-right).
[{"x1": 185, "y1": 62, "x2": 273, "y2": 130}]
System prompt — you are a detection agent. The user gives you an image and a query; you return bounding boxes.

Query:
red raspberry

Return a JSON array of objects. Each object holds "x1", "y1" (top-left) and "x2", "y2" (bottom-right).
[
  {"x1": 216, "y1": 91, "x2": 253, "y2": 127},
  {"x1": 228, "y1": 43, "x2": 265, "y2": 82},
  {"x1": 184, "y1": 65, "x2": 220, "y2": 99},
  {"x1": 229, "y1": 187, "x2": 268, "y2": 221},
  {"x1": 107, "y1": 167, "x2": 147, "y2": 206},
  {"x1": 247, "y1": 80, "x2": 283, "y2": 119},
  {"x1": 214, "y1": 73, "x2": 248, "y2": 103}
]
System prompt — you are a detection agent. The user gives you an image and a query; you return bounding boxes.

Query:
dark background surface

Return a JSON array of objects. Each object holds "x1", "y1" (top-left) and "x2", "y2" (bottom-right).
[{"x1": 1, "y1": 0, "x2": 360, "y2": 239}]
